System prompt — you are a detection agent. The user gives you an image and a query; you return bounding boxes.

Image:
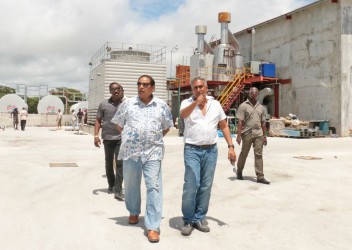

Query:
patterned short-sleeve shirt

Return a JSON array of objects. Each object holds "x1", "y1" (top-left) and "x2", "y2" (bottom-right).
[{"x1": 111, "y1": 96, "x2": 173, "y2": 163}]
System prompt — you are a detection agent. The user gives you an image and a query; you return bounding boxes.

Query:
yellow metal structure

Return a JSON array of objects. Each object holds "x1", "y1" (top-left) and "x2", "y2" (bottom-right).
[{"x1": 217, "y1": 68, "x2": 252, "y2": 112}]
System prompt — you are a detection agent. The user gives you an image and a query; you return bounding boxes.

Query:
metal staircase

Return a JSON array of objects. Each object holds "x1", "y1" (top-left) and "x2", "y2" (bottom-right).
[{"x1": 217, "y1": 70, "x2": 250, "y2": 112}]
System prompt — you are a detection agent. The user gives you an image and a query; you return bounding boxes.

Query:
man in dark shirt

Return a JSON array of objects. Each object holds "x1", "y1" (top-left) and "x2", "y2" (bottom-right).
[
  {"x1": 94, "y1": 82, "x2": 125, "y2": 200},
  {"x1": 77, "y1": 108, "x2": 84, "y2": 124}
]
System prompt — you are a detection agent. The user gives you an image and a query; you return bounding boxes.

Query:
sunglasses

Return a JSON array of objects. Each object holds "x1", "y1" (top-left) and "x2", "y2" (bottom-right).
[{"x1": 137, "y1": 82, "x2": 152, "y2": 87}]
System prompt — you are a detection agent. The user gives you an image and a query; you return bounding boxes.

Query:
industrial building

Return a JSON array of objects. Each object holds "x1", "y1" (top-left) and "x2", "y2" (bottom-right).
[
  {"x1": 169, "y1": 0, "x2": 352, "y2": 137},
  {"x1": 87, "y1": 42, "x2": 166, "y2": 124},
  {"x1": 235, "y1": 0, "x2": 352, "y2": 137},
  {"x1": 86, "y1": 0, "x2": 351, "y2": 137}
]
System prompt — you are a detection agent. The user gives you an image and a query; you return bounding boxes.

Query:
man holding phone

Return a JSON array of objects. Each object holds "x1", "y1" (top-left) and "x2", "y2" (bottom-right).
[{"x1": 179, "y1": 77, "x2": 236, "y2": 236}]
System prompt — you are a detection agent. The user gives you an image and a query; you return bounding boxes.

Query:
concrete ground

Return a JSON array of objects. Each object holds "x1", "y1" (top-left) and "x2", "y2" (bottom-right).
[{"x1": 0, "y1": 126, "x2": 351, "y2": 250}]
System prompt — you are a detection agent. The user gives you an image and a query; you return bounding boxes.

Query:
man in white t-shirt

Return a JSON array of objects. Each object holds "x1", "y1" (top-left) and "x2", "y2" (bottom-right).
[
  {"x1": 71, "y1": 110, "x2": 77, "y2": 131},
  {"x1": 179, "y1": 77, "x2": 236, "y2": 236},
  {"x1": 19, "y1": 107, "x2": 28, "y2": 131}
]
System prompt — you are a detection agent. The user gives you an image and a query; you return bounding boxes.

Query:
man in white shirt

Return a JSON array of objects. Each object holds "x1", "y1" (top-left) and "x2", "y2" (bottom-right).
[
  {"x1": 180, "y1": 77, "x2": 236, "y2": 236},
  {"x1": 71, "y1": 110, "x2": 77, "y2": 131},
  {"x1": 19, "y1": 107, "x2": 28, "y2": 131}
]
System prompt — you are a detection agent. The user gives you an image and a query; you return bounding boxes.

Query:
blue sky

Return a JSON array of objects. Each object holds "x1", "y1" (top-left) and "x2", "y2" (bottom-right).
[
  {"x1": 0, "y1": 0, "x2": 319, "y2": 92},
  {"x1": 130, "y1": 0, "x2": 186, "y2": 19}
]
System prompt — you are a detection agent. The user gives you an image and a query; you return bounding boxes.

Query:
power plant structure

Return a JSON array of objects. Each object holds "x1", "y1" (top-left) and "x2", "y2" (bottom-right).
[
  {"x1": 85, "y1": 0, "x2": 352, "y2": 136},
  {"x1": 170, "y1": 0, "x2": 352, "y2": 137},
  {"x1": 169, "y1": 12, "x2": 278, "y2": 128}
]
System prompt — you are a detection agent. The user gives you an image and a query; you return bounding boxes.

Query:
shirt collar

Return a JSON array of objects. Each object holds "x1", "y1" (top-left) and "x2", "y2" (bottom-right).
[
  {"x1": 134, "y1": 95, "x2": 156, "y2": 106},
  {"x1": 245, "y1": 99, "x2": 259, "y2": 107}
]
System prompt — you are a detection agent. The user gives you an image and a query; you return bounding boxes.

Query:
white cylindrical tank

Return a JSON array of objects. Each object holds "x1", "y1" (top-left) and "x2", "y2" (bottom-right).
[
  {"x1": 70, "y1": 101, "x2": 88, "y2": 113},
  {"x1": 37, "y1": 95, "x2": 64, "y2": 114},
  {"x1": 0, "y1": 94, "x2": 28, "y2": 113}
]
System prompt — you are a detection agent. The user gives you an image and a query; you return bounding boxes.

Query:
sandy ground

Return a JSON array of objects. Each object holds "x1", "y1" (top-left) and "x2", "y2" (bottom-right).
[{"x1": 0, "y1": 126, "x2": 351, "y2": 250}]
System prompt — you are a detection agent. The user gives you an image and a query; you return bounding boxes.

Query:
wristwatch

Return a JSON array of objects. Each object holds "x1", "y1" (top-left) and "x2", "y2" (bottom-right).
[{"x1": 228, "y1": 144, "x2": 234, "y2": 148}]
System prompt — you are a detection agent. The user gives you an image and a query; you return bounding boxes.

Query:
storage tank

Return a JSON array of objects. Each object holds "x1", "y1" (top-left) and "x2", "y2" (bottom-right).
[
  {"x1": 212, "y1": 12, "x2": 244, "y2": 81},
  {"x1": 0, "y1": 94, "x2": 28, "y2": 113},
  {"x1": 69, "y1": 101, "x2": 88, "y2": 113},
  {"x1": 37, "y1": 95, "x2": 64, "y2": 114}
]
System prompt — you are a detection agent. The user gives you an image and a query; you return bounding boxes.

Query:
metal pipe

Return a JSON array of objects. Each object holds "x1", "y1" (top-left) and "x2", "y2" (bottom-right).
[
  {"x1": 221, "y1": 23, "x2": 229, "y2": 44},
  {"x1": 218, "y1": 12, "x2": 231, "y2": 44},
  {"x1": 251, "y1": 28, "x2": 255, "y2": 61},
  {"x1": 195, "y1": 25, "x2": 207, "y2": 53}
]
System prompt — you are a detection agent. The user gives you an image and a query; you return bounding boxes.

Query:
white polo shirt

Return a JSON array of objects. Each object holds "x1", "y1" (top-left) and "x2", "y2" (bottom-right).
[{"x1": 181, "y1": 96, "x2": 226, "y2": 145}]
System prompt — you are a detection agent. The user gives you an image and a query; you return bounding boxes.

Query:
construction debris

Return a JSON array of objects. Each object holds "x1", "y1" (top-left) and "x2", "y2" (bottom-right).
[{"x1": 269, "y1": 113, "x2": 326, "y2": 138}]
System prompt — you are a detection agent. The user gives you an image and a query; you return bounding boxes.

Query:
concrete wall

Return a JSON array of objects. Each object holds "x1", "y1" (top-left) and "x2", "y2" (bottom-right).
[
  {"x1": 0, "y1": 113, "x2": 72, "y2": 128},
  {"x1": 340, "y1": 0, "x2": 352, "y2": 136},
  {"x1": 234, "y1": 0, "x2": 352, "y2": 136}
]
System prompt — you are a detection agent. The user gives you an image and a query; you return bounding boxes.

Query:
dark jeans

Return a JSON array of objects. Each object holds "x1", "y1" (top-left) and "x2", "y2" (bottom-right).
[
  {"x1": 20, "y1": 120, "x2": 26, "y2": 131},
  {"x1": 103, "y1": 140, "x2": 123, "y2": 194}
]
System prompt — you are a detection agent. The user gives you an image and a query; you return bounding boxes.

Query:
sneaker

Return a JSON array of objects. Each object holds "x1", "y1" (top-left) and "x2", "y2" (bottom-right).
[
  {"x1": 181, "y1": 223, "x2": 194, "y2": 236},
  {"x1": 192, "y1": 221, "x2": 210, "y2": 232},
  {"x1": 107, "y1": 186, "x2": 113, "y2": 194},
  {"x1": 114, "y1": 192, "x2": 125, "y2": 201}
]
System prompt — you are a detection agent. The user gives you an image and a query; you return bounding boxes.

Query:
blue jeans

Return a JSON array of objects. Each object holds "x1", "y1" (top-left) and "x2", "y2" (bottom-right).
[
  {"x1": 181, "y1": 144, "x2": 218, "y2": 223},
  {"x1": 123, "y1": 158, "x2": 162, "y2": 231}
]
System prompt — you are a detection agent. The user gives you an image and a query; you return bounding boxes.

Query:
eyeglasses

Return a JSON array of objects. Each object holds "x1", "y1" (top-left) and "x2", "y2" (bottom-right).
[
  {"x1": 111, "y1": 87, "x2": 123, "y2": 92},
  {"x1": 137, "y1": 82, "x2": 152, "y2": 87},
  {"x1": 193, "y1": 85, "x2": 204, "y2": 90},
  {"x1": 249, "y1": 92, "x2": 258, "y2": 94}
]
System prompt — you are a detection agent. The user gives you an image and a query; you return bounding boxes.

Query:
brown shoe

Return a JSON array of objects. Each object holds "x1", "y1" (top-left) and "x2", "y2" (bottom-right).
[
  {"x1": 147, "y1": 230, "x2": 160, "y2": 243},
  {"x1": 128, "y1": 215, "x2": 139, "y2": 224}
]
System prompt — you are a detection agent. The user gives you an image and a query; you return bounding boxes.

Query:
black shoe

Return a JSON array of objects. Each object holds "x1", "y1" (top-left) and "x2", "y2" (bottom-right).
[
  {"x1": 257, "y1": 178, "x2": 270, "y2": 185},
  {"x1": 114, "y1": 192, "x2": 125, "y2": 201},
  {"x1": 236, "y1": 170, "x2": 244, "y2": 180},
  {"x1": 181, "y1": 223, "x2": 193, "y2": 236},
  {"x1": 192, "y1": 221, "x2": 210, "y2": 233},
  {"x1": 107, "y1": 186, "x2": 113, "y2": 194}
]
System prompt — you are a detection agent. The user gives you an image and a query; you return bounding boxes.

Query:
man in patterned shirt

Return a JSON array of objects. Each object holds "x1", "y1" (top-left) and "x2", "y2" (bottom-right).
[{"x1": 112, "y1": 75, "x2": 173, "y2": 243}]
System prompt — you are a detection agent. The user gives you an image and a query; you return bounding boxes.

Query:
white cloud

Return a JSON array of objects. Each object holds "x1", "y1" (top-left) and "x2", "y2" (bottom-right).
[{"x1": 0, "y1": 0, "x2": 316, "y2": 92}]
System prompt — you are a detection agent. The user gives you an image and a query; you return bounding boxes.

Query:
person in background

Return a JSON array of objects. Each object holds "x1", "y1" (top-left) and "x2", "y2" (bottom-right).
[
  {"x1": 19, "y1": 107, "x2": 28, "y2": 131},
  {"x1": 94, "y1": 82, "x2": 125, "y2": 201},
  {"x1": 56, "y1": 109, "x2": 63, "y2": 130},
  {"x1": 11, "y1": 108, "x2": 19, "y2": 130},
  {"x1": 83, "y1": 109, "x2": 88, "y2": 124},
  {"x1": 236, "y1": 87, "x2": 270, "y2": 185},
  {"x1": 179, "y1": 77, "x2": 236, "y2": 236},
  {"x1": 71, "y1": 109, "x2": 77, "y2": 131},
  {"x1": 77, "y1": 108, "x2": 83, "y2": 124},
  {"x1": 112, "y1": 75, "x2": 173, "y2": 243}
]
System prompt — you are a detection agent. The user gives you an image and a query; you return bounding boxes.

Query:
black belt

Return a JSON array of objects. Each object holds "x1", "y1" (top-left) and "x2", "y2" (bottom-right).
[{"x1": 185, "y1": 143, "x2": 216, "y2": 149}]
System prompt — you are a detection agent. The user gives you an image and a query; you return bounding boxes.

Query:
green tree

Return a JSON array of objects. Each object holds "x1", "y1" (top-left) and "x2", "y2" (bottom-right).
[
  {"x1": 27, "y1": 97, "x2": 40, "y2": 114},
  {"x1": 0, "y1": 85, "x2": 15, "y2": 98}
]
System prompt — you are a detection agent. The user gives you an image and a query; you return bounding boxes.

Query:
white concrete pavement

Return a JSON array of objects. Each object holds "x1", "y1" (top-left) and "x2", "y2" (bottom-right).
[{"x1": 0, "y1": 127, "x2": 351, "y2": 250}]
